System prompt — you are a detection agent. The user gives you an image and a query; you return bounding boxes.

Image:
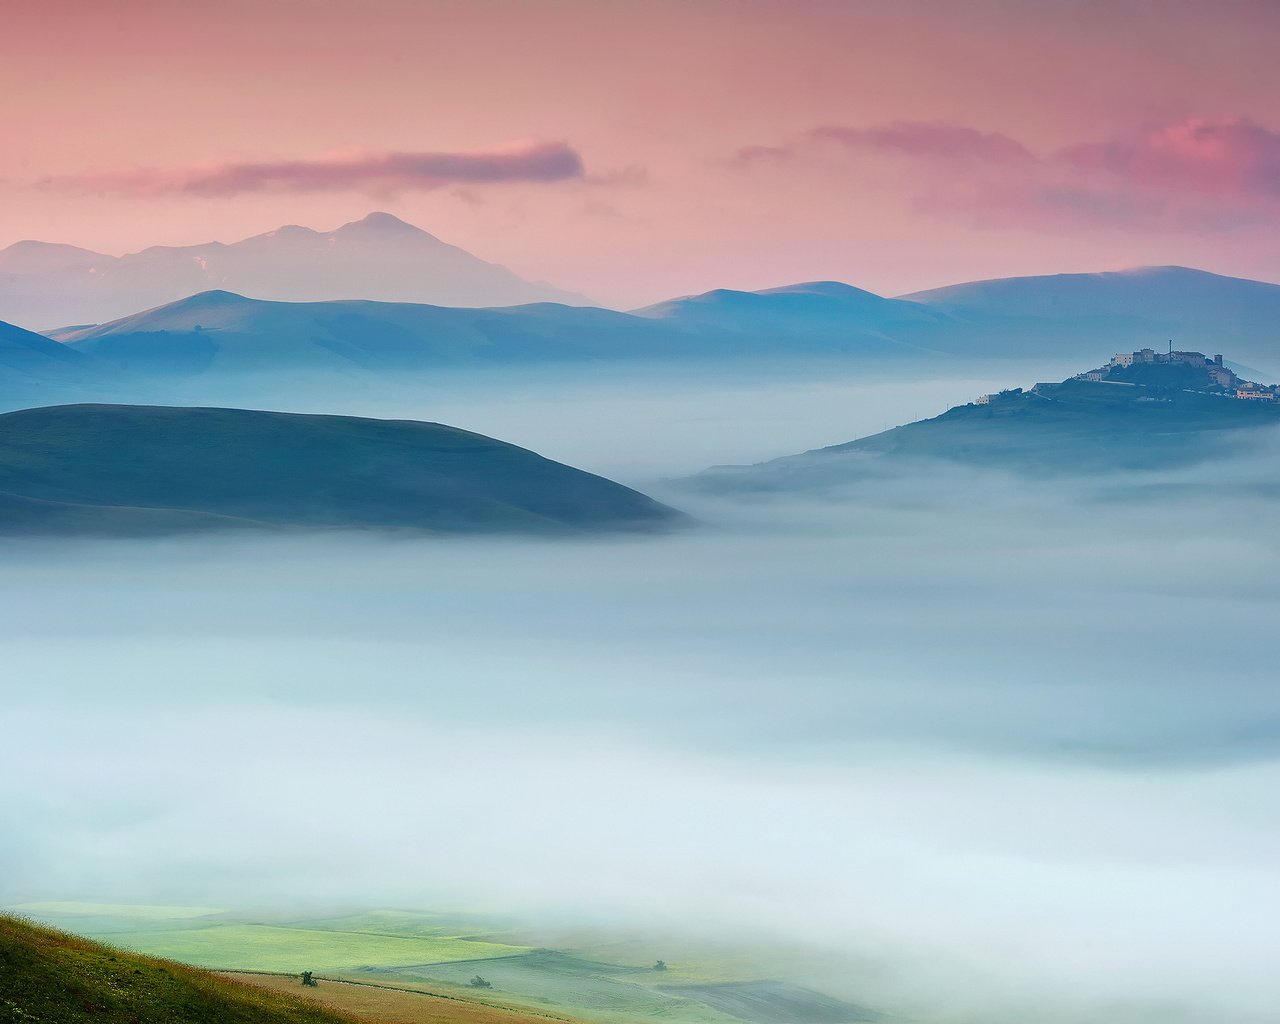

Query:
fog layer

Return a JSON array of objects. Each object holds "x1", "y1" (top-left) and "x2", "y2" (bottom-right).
[{"x1": 2, "y1": 366, "x2": 1278, "y2": 1024}]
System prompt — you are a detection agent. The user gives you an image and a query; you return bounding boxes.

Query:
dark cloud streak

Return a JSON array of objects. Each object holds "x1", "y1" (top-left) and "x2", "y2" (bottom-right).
[{"x1": 45, "y1": 141, "x2": 585, "y2": 197}]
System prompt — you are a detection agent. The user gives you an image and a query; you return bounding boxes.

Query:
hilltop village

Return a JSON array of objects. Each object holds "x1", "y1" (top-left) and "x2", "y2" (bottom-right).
[
  {"x1": 976, "y1": 348, "x2": 1279, "y2": 405},
  {"x1": 1082, "y1": 348, "x2": 1279, "y2": 398}
]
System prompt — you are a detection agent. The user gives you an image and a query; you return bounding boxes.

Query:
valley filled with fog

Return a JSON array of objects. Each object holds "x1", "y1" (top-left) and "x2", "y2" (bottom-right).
[{"x1": 4, "y1": 363, "x2": 1279, "y2": 1024}]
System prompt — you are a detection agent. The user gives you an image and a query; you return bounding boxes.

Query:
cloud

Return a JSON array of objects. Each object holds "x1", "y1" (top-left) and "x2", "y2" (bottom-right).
[
  {"x1": 45, "y1": 140, "x2": 585, "y2": 197},
  {"x1": 810, "y1": 121, "x2": 1034, "y2": 163},
  {"x1": 1060, "y1": 117, "x2": 1280, "y2": 200},
  {"x1": 736, "y1": 116, "x2": 1280, "y2": 230},
  {"x1": 733, "y1": 121, "x2": 1031, "y2": 166},
  {"x1": 5, "y1": 406, "x2": 1280, "y2": 1024},
  {"x1": 730, "y1": 143, "x2": 797, "y2": 165}
]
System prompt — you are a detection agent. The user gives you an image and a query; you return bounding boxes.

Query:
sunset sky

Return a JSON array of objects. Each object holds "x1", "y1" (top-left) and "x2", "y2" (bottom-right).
[{"x1": 5, "y1": 0, "x2": 1280, "y2": 307}]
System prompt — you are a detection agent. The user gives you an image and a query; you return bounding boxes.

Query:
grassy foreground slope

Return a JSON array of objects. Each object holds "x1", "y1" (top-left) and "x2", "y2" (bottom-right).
[
  {"x1": 0, "y1": 404, "x2": 683, "y2": 536},
  {"x1": 0, "y1": 915, "x2": 356, "y2": 1024}
]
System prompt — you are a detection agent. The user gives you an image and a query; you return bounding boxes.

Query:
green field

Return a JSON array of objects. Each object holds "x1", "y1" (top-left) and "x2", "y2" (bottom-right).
[
  {"x1": 5, "y1": 903, "x2": 528, "y2": 973},
  {"x1": 100, "y1": 924, "x2": 529, "y2": 972},
  {"x1": 5, "y1": 903, "x2": 885, "y2": 1024},
  {"x1": 359, "y1": 950, "x2": 747, "y2": 1024}
]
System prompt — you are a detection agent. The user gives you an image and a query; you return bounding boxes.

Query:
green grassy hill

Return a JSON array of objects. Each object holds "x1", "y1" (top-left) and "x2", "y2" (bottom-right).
[
  {"x1": 0, "y1": 915, "x2": 357, "y2": 1024},
  {"x1": 0, "y1": 404, "x2": 684, "y2": 536}
]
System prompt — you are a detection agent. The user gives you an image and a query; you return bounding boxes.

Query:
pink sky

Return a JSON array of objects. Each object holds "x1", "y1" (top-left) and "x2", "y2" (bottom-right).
[{"x1": 4, "y1": 0, "x2": 1280, "y2": 307}]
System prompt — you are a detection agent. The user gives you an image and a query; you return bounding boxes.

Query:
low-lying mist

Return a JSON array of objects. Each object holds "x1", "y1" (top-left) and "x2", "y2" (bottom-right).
[
  {"x1": 2, "y1": 357, "x2": 1083, "y2": 483},
  {"x1": 3, "y1": 365, "x2": 1278, "y2": 1024}
]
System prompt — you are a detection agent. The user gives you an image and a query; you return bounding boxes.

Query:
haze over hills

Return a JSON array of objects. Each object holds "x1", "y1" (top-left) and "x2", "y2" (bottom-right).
[
  {"x1": 902, "y1": 265, "x2": 1280, "y2": 371},
  {"x1": 632, "y1": 281, "x2": 953, "y2": 355},
  {"x1": 902, "y1": 265, "x2": 1280, "y2": 321},
  {"x1": 0, "y1": 212, "x2": 591, "y2": 330},
  {"x1": 47, "y1": 289, "x2": 679, "y2": 375},
  {"x1": 0, "y1": 318, "x2": 87, "y2": 377},
  {"x1": 43, "y1": 284, "x2": 956, "y2": 378},
  {"x1": 0, "y1": 404, "x2": 683, "y2": 536},
  {"x1": 635, "y1": 265, "x2": 1280, "y2": 370},
  {"x1": 686, "y1": 355, "x2": 1280, "y2": 491},
  {"x1": 2, "y1": 265, "x2": 1279, "y2": 394}
]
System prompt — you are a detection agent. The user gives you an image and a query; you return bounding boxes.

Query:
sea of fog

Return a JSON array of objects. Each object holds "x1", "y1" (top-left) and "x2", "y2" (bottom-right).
[{"x1": 3, "y1": 362, "x2": 1279, "y2": 1024}]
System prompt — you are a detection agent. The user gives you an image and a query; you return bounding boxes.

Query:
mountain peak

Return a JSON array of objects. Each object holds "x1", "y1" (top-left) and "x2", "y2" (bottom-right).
[
  {"x1": 758, "y1": 281, "x2": 886, "y2": 301},
  {"x1": 0, "y1": 240, "x2": 105, "y2": 274},
  {"x1": 338, "y1": 211, "x2": 428, "y2": 236},
  {"x1": 0, "y1": 213, "x2": 590, "y2": 326},
  {"x1": 181, "y1": 289, "x2": 251, "y2": 306}
]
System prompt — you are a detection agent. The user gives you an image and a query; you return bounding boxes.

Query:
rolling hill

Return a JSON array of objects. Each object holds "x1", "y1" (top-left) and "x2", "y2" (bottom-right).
[
  {"x1": 901, "y1": 265, "x2": 1280, "y2": 371},
  {"x1": 4, "y1": 264, "x2": 1278, "y2": 390},
  {"x1": 0, "y1": 404, "x2": 684, "y2": 536},
  {"x1": 631, "y1": 281, "x2": 952, "y2": 355},
  {"x1": 686, "y1": 359, "x2": 1280, "y2": 491},
  {"x1": 49, "y1": 290, "x2": 679, "y2": 374},
  {"x1": 0, "y1": 318, "x2": 87, "y2": 375},
  {"x1": 0, "y1": 212, "x2": 590, "y2": 331},
  {"x1": 37, "y1": 280, "x2": 999, "y2": 379}
]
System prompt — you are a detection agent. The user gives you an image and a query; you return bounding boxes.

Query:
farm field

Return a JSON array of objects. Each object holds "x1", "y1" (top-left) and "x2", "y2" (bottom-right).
[
  {"x1": 223, "y1": 972, "x2": 591, "y2": 1024},
  {"x1": 98, "y1": 924, "x2": 529, "y2": 973},
  {"x1": 658, "y1": 983, "x2": 881, "y2": 1024},
  {"x1": 4, "y1": 903, "x2": 529, "y2": 973},
  {"x1": 357, "y1": 951, "x2": 745, "y2": 1024},
  {"x1": 355, "y1": 948, "x2": 877, "y2": 1024},
  {"x1": 6, "y1": 903, "x2": 884, "y2": 1024}
]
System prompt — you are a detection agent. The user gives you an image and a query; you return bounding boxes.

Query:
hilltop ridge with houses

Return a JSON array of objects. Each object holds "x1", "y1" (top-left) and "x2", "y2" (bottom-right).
[
  {"x1": 692, "y1": 342, "x2": 1280, "y2": 490},
  {"x1": 975, "y1": 347, "x2": 1278, "y2": 406}
]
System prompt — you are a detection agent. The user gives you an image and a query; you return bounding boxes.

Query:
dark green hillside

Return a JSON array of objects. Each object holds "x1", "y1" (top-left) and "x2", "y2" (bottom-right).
[
  {"x1": 0, "y1": 404, "x2": 683, "y2": 536},
  {"x1": 0, "y1": 915, "x2": 354, "y2": 1024}
]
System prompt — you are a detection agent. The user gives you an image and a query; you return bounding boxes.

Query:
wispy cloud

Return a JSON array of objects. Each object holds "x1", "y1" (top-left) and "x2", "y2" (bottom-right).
[
  {"x1": 810, "y1": 121, "x2": 1033, "y2": 163},
  {"x1": 44, "y1": 141, "x2": 585, "y2": 197},
  {"x1": 734, "y1": 117, "x2": 1280, "y2": 230},
  {"x1": 733, "y1": 121, "x2": 1032, "y2": 166},
  {"x1": 1060, "y1": 117, "x2": 1280, "y2": 200}
]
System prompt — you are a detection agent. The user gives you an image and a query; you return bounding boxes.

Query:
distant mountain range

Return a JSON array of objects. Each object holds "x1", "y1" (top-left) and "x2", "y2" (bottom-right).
[
  {"x1": 902, "y1": 265, "x2": 1280, "y2": 328},
  {"x1": 0, "y1": 404, "x2": 683, "y2": 536},
  {"x1": 46, "y1": 289, "x2": 679, "y2": 374},
  {"x1": 42, "y1": 281, "x2": 957, "y2": 376},
  {"x1": 686, "y1": 357, "x2": 1280, "y2": 491},
  {"x1": 0, "y1": 212, "x2": 590, "y2": 330},
  {"x1": 903, "y1": 266, "x2": 1280, "y2": 367},
  {"x1": 633, "y1": 280, "x2": 952, "y2": 355},
  {"x1": 3, "y1": 263, "x2": 1280, "y2": 393}
]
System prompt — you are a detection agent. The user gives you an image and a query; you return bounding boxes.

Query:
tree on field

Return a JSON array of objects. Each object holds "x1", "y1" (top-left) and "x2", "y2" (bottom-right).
[
  {"x1": 470, "y1": 975, "x2": 492, "y2": 989},
  {"x1": 301, "y1": 971, "x2": 317, "y2": 987}
]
